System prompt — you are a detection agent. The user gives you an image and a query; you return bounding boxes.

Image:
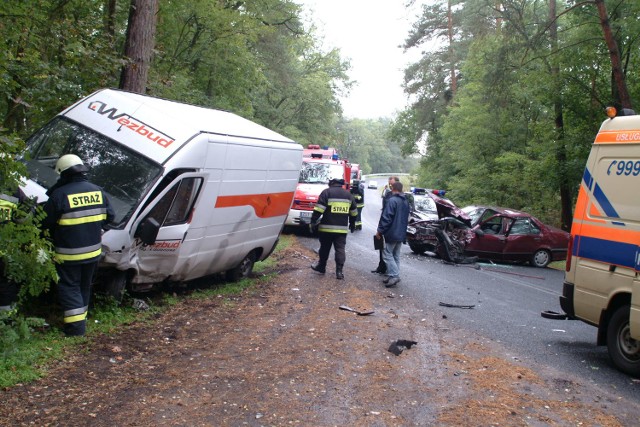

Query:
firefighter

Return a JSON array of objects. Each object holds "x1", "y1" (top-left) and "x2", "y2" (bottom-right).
[
  {"x1": 42, "y1": 154, "x2": 115, "y2": 336},
  {"x1": 0, "y1": 189, "x2": 27, "y2": 314},
  {"x1": 309, "y1": 178, "x2": 358, "y2": 280},
  {"x1": 350, "y1": 179, "x2": 365, "y2": 230}
]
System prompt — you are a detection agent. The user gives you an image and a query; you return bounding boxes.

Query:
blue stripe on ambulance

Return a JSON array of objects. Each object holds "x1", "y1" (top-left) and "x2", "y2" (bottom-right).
[{"x1": 573, "y1": 235, "x2": 636, "y2": 270}]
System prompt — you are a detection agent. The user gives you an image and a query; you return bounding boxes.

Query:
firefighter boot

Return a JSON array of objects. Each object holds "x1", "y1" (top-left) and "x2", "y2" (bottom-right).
[
  {"x1": 311, "y1": 262, "x2": 326, "y2": 274},
  {"x1": 336, "y1": 264, "x2": 344, "y2": 280}
]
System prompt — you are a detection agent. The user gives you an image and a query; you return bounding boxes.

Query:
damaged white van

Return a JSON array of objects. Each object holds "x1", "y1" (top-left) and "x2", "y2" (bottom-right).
[{"x1": 22, "y1": 89, "x2": 303, "y2": 298}]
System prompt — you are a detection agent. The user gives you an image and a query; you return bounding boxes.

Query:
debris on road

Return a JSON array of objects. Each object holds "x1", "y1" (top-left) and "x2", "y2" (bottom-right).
[
  {"x1": 388, "y1": 339, "x2": 418, "y2": 356},
  {"x1": 439, "y1": 302, "x2": 475, "y2": 309},
  {"x1": 339, "y1": 305, "x2": 374, "y2": 316}
]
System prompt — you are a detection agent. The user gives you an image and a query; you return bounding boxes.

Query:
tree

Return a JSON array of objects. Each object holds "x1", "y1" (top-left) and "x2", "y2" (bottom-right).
[{"x1": 120, "y1": 0, "x2": 159, "y2": 93}]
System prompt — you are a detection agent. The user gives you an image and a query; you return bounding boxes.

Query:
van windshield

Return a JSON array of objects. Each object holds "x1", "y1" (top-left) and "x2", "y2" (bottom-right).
[
  {"x1": 298, "y1": 161, "x2": 344, "y2": 184},
  {"x1": 24, "y1": 117, "x2": 162, "y2": 227}
]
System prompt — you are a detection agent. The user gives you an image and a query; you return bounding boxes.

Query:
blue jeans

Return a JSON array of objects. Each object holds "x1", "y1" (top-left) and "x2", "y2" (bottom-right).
[{"x1": 382, "y1": 240, "x2": 403, "y2": 278}]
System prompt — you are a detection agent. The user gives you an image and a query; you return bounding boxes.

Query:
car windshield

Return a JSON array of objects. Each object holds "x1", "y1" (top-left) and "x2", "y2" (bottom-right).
[
  {"x1": 414, "y1": 195, "x2": 437, "y2": 213},
  {"x1": 298, "y1": 161, "x2": 344, "y2": 184},
  {"x1": 24, "y1": 117, "x2": 162, "y2": 227}
]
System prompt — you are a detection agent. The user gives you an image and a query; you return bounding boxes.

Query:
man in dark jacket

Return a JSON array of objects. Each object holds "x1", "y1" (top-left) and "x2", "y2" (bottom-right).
[
  {"x1": 372, "y1": 176, "x2": 398, "y2": 274},
  {"x1": 309, "y1": 178, "x2": 358, "y2": 280},
  {"x1": 43, "y1": 154, "x2": 115, "y2": 336},
  {"x1": 375, "y1": 181, "x2": 409, "y2": 288}
]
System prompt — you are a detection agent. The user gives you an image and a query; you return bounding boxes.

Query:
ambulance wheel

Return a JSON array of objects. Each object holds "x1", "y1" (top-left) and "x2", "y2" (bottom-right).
[
  {"x1": 530, "y1": 249, "x2": 551, "y2": 268},
  {"x1": 104, "y1": 270, "x2": 127, "y2": 303},
  {"x1": 607, "y1": 305, "x2": 640, "y2": 377},
  {"x1": 226, "y1": 252, "x2": 256, "y2": 282}
]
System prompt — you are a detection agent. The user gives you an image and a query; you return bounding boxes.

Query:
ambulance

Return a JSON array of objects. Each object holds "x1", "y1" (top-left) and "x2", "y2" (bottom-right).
[
  {"x1": 550, "y1": 107, "x2": 640, "y2": 376},
  {"x1": 21, "y1": 89, "x2": 303, "y2": 299}
]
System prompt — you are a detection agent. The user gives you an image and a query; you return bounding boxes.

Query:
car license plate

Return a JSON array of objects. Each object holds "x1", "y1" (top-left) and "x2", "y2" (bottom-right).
[{"x1": 300, "y1": 211, "x2": 312, "y2": 218}]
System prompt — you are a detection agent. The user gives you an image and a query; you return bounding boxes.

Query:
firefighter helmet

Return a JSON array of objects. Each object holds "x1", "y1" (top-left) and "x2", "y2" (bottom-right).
[{"x1": 55, "y1": 154, "x2": 88, "y2": 175}]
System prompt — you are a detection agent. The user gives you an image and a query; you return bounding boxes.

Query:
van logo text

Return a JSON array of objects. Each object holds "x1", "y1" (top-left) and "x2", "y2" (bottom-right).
[{"x1": 88, "y1": 101, "x2": 175, "y2": 148}]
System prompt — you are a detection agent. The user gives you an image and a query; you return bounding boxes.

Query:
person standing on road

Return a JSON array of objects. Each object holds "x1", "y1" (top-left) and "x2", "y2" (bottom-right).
[
  {"x1": 43, "y1": 154, "x2": 114, "y2": 336},
  {"x1": 309, "y1": 178, "x2": 358, "y2": 280},
  {"x1": 372, "y1": 176, "x2": 398, "y2": 274},
  {"x1": 375, "y1": 181, "x2": 409, "y2": 288}
]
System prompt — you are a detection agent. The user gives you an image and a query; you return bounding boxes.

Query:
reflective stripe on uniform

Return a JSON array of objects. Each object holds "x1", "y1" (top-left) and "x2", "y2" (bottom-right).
[
  {"x1": 58, "y1": 209, "x2": 108, "y2": 225},
  {"x1": 55, "y1": 243, "x2": 102, "y2": 261},
  {"x1": 58, "y1": 213, "x2": 107, "y2": 226},
  {"x1": 0, "y1": 197, "x2": 17, "y2": 222},
  {"x1": 64, "y1": 305, "x2": 88, "y2": 324},
  {"x1": 314, "y1": 202, "x2": 327, "y2": 213},
  {"x1": 318, "y1": 224, "x2": 349, "y2": 233}
]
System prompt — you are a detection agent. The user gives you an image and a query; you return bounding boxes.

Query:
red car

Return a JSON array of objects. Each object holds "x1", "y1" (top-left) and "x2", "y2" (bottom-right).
[{"x1": 462, "y1": 206, "x2": 570, "y2": 268}]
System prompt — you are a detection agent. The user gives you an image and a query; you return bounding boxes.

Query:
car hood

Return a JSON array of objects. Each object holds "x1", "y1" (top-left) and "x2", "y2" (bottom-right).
[{"x1": 428, "y1": 193, "x2": 472, "y2": 226}]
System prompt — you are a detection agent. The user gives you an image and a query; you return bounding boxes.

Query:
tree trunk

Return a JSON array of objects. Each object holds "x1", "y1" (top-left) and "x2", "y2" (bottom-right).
[
  {"x1": 447, "y1": 0, "x2": 457, "y2": 95},
  {"x1": 119, "y1": 0, "x2": 158, "y2": 93},
  {"x1": 549, "y1": 0, "x2": 573, "y2": 231},
  {"x1": 595, "y1": 0, "x2": 632, "y2": 109}
]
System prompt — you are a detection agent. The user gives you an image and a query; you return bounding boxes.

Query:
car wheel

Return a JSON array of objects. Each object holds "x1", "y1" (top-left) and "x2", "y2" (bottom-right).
[
  {"x1": 606, "y1": 305, "x2": 640, "y2": 377},
  {"x1": 530, "y1": 249, "x2": 551, "y2": 268},
  {"x1": 104, "y1": 270, "x2": 127, "y2": 303},
  {"x1": 225, "y1": 252, "x2": 256, "y2": 282},
  {"x1": 408, "y1": 242, "x2": 427, "y2": 254}
]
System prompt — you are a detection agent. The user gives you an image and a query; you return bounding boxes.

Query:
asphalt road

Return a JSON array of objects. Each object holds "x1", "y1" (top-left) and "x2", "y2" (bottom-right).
[{"x1": 294, "y1": 186, "x2": 640, "y2": 401}]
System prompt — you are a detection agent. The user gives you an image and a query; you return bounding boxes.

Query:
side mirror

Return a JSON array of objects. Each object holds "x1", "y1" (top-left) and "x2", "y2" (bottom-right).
[
  {"x1": 135, "y1": 217, "x2": 160, "y2": 245},
  {"x1": 474, "y1": 228, "x2": 485, "y2": 237}
]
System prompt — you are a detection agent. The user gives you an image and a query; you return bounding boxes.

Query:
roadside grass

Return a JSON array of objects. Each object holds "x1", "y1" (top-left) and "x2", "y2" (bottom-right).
[
  {"x1": 548, "y1": 261, "x2": 565, "y2": 271},
  {"x1": 0, "y1": 234, "x2": 295, "y2": 388}
]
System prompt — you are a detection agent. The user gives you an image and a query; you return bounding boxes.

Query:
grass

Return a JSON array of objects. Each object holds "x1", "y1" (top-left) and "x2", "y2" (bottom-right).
[{"x1": 0, "y1": 234, "x2": 296, "y2": 388}]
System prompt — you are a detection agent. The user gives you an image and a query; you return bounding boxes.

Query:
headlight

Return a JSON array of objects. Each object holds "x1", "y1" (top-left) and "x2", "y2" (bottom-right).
[{"x1": 407, "y1": 226, "x2": 416, "y2": 234}]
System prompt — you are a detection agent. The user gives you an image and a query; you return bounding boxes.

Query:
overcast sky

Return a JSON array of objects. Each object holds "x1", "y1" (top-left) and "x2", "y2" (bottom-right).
[{"x1": 298, "y1": 1, "x2": 423, "y2": 120}]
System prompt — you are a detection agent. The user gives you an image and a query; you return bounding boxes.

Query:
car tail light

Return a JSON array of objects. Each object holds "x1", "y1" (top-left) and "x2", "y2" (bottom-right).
[{"x1": 565, "y1": 235, "x2": 573, "y2": 272}]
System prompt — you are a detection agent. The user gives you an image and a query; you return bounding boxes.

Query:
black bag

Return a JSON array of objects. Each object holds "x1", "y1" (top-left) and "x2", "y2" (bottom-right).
[{"x1": 373, "y1": 235, "x2": 384, "y2": 250}]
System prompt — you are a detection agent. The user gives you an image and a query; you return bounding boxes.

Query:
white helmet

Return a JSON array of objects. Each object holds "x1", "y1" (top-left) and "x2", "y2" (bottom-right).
[{"x1": 55, "y1": 154, "x2": 87, "y2": 175}]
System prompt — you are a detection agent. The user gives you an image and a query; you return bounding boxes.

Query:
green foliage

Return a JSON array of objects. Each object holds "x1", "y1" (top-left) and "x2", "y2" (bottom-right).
[
  {"x1": 401, "y1": 0, "x2": 640, "y2": 227},
  {"x1": 0, "y1": 133, "x2": 58, "y2": 306}
]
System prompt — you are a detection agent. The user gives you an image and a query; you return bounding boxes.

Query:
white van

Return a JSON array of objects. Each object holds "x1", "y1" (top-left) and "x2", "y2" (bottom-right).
[
  {"x1": 545, "y1": 108, "x2": 640, "y2": 376},
  {"x1": 22, "y1": 89, "x2": 303, "y2": 298}
]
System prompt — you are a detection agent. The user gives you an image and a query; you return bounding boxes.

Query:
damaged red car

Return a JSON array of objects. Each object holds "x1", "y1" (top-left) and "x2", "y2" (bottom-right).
[{"x1": 462, "y1": 206, "x2": 570, "y2": 268}]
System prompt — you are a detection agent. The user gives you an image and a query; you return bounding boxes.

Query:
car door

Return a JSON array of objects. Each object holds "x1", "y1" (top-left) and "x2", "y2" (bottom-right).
[
  {"x1": 134, "y1": 173, "x2": 204, "y2": 281},
  {"x1": 502, "y1": 217, "x2": 542, "y2": 262},
  {"x1": 466, "y1": 215, "x2": 508, "y2": 260}
]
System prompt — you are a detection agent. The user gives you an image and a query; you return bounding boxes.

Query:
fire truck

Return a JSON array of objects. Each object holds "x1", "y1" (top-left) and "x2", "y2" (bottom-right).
[{"x1": 285, "y1": 145, "x2": 352, "y2": 228}]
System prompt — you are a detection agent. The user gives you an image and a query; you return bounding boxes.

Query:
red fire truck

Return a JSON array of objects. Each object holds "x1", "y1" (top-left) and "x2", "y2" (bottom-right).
[{"x1": 285, "y1": 145, "x2": 351, "y2": 228}]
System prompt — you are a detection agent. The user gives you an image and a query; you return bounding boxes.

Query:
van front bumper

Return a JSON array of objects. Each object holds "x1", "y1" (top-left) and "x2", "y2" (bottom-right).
[{"x1": 559, "y1": 281, "x2": 576, "y2": 318}]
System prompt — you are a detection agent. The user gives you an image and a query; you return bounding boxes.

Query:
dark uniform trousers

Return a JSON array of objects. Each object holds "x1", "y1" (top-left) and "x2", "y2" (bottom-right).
[
  {"x1": 318, "y1": 233, "x2": 347, "y2": 267},
  {"x1": 56, "y1": 262, "x2": 97, "y2": 336}
]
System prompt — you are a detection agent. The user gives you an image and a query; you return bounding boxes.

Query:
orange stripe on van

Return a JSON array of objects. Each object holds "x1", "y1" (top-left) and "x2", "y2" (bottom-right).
[
  {"x1": 572, "y1": 187, "x2": 589, "y2": 222},
  {"x1": 215, "y1": 191, "x2": 294, "y2": 218},
  {"x1": 576, "y1": 222, "x2": 640, "y2": 246},
  {"x1": 594, "y1": 129, "x2": 640, "y2": 144}
]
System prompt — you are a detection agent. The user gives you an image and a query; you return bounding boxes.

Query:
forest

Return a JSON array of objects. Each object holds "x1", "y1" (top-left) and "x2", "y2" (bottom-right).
[{"x1": 1, "y1": 0, "x2": 639, "y2": 230}]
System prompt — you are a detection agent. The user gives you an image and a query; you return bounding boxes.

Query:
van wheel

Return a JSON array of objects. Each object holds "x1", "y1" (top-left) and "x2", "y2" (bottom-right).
[
  {"x1": 104, "y1": 270, "x2": 127, "y2": 303},
  {"x1": 225, "y1": 252, "x2": 256, "y2": 282},
  {"x1": 530, "y1": 249, "x2": 551, "y2": 268},
  {"x1": 607, "y1": 305, "x2": 640, "y2": 377}
]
